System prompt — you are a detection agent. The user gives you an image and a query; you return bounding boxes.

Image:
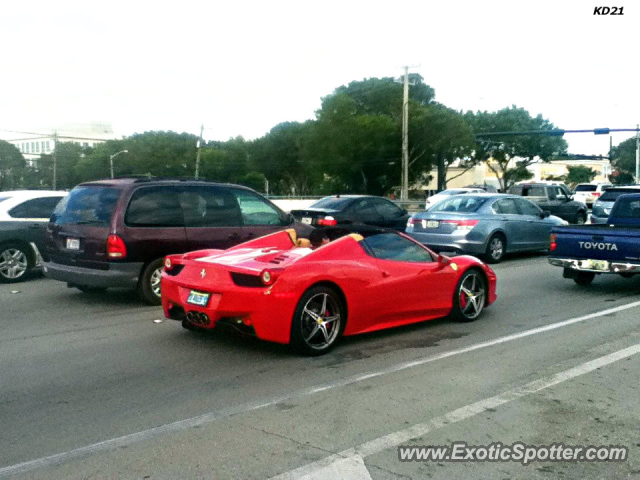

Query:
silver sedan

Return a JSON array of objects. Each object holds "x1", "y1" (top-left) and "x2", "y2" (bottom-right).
[{"x1": 406, "y1": 194, "x2": 567, "y2": 263}]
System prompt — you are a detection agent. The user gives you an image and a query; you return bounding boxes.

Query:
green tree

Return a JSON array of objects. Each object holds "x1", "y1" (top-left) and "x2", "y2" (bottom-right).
[
  {"x1": 0, "y1": 141, "x2": 26, "y2": 190},
  {"x1": 565, "y1": 165, "x2": 597, "y2": 187},
  {"x1": 199, "y1": 136, "x2": 251, "y2": 184},
  {"x1": 610, "y1": 136, "x2": 638, "y2": 184},
  {"x1": 465, "y1": 106, "x2": 568, "y2": 190}
]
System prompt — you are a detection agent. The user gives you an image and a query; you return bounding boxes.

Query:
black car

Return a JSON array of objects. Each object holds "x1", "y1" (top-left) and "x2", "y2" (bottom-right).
[
  {"x1": 0, "y1": 190, "x2": 67, "y2": 283},
  {"x1": 508, "y1": 183, "x2": 588, "y2": 224},
  {"x1": 290, "y1": 195, "x2": 410, "y2": 231}
]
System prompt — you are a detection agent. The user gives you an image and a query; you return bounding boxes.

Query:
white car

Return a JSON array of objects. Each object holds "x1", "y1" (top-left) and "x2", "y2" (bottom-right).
[
  {"x1": 0, "y1": 190, "x2": 67, "y2": 282},
  {"x1": 572, "y1": 183, "x2": 612, "y2": 208},
  {"x1": 425, "y1": 188, "x2": 485, "y2": 210}
]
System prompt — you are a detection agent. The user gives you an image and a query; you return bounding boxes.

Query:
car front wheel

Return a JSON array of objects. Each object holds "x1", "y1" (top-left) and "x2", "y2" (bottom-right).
[
  {"x1": 290, "y1": 286, "x2": 345, "y2": 356},
  {"x1": 451, "y1": 269, "x2": 487, "y2": 322},
  {"x1": 0, "y1": 243, "x2": 33, "y2": 283}
]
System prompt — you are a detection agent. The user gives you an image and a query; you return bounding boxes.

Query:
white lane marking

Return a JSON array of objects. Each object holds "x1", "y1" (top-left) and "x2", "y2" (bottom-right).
[
  {"x1": 272, "y1": 342, "x2": 640, "y2": 479},
  {"x1": 1, "y1": 300, "x2": 640, "y2": 477},
  {"x1": 299, "y1": 455, "x2": 372, "y2": 480}
]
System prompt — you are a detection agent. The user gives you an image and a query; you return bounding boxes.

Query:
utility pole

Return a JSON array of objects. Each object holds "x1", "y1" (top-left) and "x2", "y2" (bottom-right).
[
  {"x1": 401, "y1": 66, "x2": 409, "y2": 201},
  {"x1": 195, "y1": 124, "x2": 204, "y2": 179},
  {"x1": 52, "y1": 131, "x2": 58, "y2": 190},
  {"x1": 636, "y1": 124, "x2": 640, "y2": 184}
]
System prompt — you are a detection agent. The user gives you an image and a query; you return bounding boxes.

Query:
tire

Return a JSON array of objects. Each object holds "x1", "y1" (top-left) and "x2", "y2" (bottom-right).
[
  {"x1": 77, "y1": 286, "x2": 108, "y2": 293},
  {"x1": 574, "y1": 212, "x2": 587, "y2": 225},
  {"x1": 574, "y1": 272, "x2": 595, "y2": 286},
  {"x1": 137, "y1": 258, "x2": 164, "y2": 305},
  {"x1": 451, "y1": 269, "x2": 487, "y2": 322},
  {"x1": 0, "y1": 243, "x2": 33, "y2": 283},
  {"x1": 483, "y1": 234, "x2": 505, "y2": 264},
  {"x1": 290, "y1": 285, "x2": 346, "y2": 356}
]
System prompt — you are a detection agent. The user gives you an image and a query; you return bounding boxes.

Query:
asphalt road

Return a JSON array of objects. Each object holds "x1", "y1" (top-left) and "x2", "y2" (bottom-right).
[{"x1": 1, "y1": 254, "x2": 639, "y2": 479}]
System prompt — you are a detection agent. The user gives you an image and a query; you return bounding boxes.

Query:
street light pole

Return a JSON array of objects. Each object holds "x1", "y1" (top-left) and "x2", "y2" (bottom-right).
[{"x1": 109, "y1": 150, "x2": 128, "y2": 179}]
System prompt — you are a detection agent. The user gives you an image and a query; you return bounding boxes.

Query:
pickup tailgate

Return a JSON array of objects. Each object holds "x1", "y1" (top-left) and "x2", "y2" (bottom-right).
[{"x1": 552, "y1": 225, "x2": 640, "y2": 262}]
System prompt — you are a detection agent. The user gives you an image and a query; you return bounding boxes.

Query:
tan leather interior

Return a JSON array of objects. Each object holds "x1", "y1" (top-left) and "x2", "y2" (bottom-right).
[{"x1": 296, "y1": 238, "x2": 311, "y2": 248}]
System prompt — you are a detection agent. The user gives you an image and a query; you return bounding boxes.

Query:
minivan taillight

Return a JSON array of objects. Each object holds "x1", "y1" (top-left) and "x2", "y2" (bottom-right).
[{"x1": 107, "y1": 235, "x2": 127, "y2": 259}]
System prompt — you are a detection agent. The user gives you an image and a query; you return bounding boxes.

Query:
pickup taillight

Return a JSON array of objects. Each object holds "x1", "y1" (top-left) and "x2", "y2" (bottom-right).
[{"x1": 550, "y1": 233, "x2": 557, "y2": 252}]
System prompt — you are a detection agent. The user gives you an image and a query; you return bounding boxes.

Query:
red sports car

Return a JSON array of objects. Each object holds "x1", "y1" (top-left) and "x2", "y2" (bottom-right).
[{"x1": 161, "y1": 228, "x2": 497, "y2": 355}]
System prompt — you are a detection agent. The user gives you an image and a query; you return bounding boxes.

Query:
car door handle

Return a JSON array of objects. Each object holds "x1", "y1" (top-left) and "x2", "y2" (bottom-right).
[{"x1": 228, "y1": 233, "x2": 240, "y2": 240}]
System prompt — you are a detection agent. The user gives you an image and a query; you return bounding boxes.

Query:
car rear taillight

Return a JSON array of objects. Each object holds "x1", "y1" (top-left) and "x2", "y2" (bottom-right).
[
  {"x1": 442, "y1": 219, "x2": 479, "y2": 231},
  {"x1": 107, "y1": 234, "x2": 127, "y2": 259},
  {"x1": 550, "y1": 233, "x2": 557, "y2": 252},
  {"x1": 592, "y1": 192, "x2": 601, "y2": 197},
  {"x1": 317, "y1": 216, "x2": 337, "y2": 226},
  {"x1": 260, "y1": 268, "x2": 282, "y2": 286}
]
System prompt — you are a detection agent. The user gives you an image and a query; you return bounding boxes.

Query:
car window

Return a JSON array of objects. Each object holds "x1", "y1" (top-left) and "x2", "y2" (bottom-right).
[
  {"x1": 232, "y1": 189, "x2": 283, "y2": 225},
  {"x1": 0, "y1": 195, "x2": 12, "y2": 203},
  {"x1": 575, "y1": 185, "x2": 597, "y2": 192},
  {"x1": 430, "y1": 196, "x2": 487, "y2": 213},
  {"x1": 492, "y1": 198, "x2": 519, "y2": 215},
  {"x1": 611, "y1": 197, "x2": 640, "y2": 218},
  {"x1": 180, "y1": 186, "x2": 242, "y2": 227},
  {"x1": 554, "y1": 186, "x2": 569, "y2": 200},
  {"x1": 371, "y1": 198, "x2": 401, "y2": 217},
  {"x1": 310, "y1": 197, "x2": 354, "y2": 210},
  {"x1": 9, "y1": 196, "x2": 64, "y2": 219},
  {"x1": 349, "y1": 198, "x2": 378, "y2": 215},
  {"x1": 53, "y1": 187, "x2": 120, "y2": 226},
  {"x1": 600, "y1": 188, "x2": 640, "y2": 202},
  {"x1": 515, "y1": 198, "x2": 542, "y2": 216},
  {"x1": 125, "y1": 186, "x2": 184, "y2": 227},
  {"x1": 361, "y1": 233, "x2": 433, "y2": 263},
  {"x1": 523, "y1": 186, "x2": 547, "y2": 197}
]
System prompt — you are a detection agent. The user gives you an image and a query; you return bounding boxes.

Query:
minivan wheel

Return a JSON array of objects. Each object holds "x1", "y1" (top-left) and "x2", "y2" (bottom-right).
[
  {"x1": 0, "y1": 243, "x2": 33, "y2": 283},
  {"x1": 138, "y1": 258, "x2": 164, "y2": 305}
]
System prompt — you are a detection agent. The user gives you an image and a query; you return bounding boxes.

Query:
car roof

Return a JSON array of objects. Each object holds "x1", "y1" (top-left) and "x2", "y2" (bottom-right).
[
  {"x1": 606, "y1": 185, "x2": 640, "y2": 190},
  {"x1": 0, "y1": 190, "x2": 67, "y2": 199},
  {"x1": 76, "y1": 177, "x2": 256, "y2": 192}
]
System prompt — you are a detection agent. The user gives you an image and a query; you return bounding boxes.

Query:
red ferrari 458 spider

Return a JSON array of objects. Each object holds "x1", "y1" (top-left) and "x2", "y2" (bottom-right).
[{"x1": 162, "y1": 228, "x2": 497, "y2": 355}]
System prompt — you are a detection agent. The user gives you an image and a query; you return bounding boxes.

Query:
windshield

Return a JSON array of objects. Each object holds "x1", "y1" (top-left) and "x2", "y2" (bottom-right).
[
  {"x1": 430, "y1": 196, "x2": 488, "y2": 213},
  {"x1": 575, "y1": 185, "x2": 597, "y2": 192},
  {"x1": 440, "y1": 189, "x2": 469, "y2": 195},
  {"x1": 310, "y1": 197, "x2": 355, "y2": 210},
  {"x1": 52, "y1": 186, "x2": 120, "y2": 226},
  {"x1": 600, "y1": 188, "x2": 640, "y2": 202}
]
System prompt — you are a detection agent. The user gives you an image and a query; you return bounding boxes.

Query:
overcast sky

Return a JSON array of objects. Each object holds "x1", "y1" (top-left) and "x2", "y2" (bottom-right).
[{"x1": 1, "y1": 0, "x2": 637, "y2": 156}]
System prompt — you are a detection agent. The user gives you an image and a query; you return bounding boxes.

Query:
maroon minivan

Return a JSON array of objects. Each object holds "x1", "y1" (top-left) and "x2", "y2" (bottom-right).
[{"x1": 43, "y1": 178, "x2": 310, "y2": 304}]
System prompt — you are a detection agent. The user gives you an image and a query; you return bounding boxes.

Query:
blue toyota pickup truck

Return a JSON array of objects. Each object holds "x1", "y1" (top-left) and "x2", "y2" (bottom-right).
[{"x1": 548, "y1": 193, "x2": 640, "y2": 285}]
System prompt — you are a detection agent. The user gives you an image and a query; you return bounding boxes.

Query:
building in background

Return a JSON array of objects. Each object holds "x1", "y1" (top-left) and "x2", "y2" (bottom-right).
[{"x1": 1, "y1": 122, "x2": 117, "y2": 166}]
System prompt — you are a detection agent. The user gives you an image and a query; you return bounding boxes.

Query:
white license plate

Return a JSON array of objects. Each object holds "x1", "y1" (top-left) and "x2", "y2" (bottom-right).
[
  {"x1": 301, "y1": 217, "x2": 312, "y2": 225},
  {"x1": 581, "y1": 259, "x2": 609, "y2": 271},
  {"x1": 66, "y1": 238, "x2": 80, "y2": 250},
  {"x1": 187, "y1": 290, "x2": 210, "y2": 306},
  {"x1": 426, "y1": 220, "x2": 440, "y2": 228}
]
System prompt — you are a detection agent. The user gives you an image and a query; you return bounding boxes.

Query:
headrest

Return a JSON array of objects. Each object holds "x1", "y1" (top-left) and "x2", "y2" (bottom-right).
[
  {"x1": 296, "y1": 238, "x2": 311, "y2": 248},
  {"x1": 348, "y1": 233, "x2": 364, "y2": 242}
]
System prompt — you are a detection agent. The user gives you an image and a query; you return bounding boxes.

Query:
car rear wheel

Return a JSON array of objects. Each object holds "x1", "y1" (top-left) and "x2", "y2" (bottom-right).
[
  {"x1": 451, "y1": 269, "x2": 487, "y2": 322},
  {"x1": 483, "y1": 234, "x2": 505, "y2": 264},
  {"x1": 290, "y1": 286, "x2": 345, "y2": 356},
  {"x1": 574, "y1": 212, "x2": 587, "y2": 225},
  {"x1": 574, "y1": 272, "x2": 595, "y2": 286},
  {"x1": 0, "y1": 243, "x2": 33, "y2": 283},
  {"x1": 138, "y1": 258, "x2": 164, "y2": 305}
]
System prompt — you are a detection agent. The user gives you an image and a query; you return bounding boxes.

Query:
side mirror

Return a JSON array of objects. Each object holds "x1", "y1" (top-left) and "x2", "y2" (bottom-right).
[
  {"x1": 540, "y1": 210, "x2": 550, "y2": 218},
  {"x1": 282, "y1": 212, "x2": 294, "y2": 225},
  {"x1": 437, "y1": 254, "x2": 450, "y2": 268},
  {"x1": 400, "y1": 208, "x2": 408, "y2": 216}
]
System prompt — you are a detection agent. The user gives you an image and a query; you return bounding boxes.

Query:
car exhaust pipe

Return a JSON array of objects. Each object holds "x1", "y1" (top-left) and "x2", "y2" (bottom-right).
[{"x1": 186, "y1": 311, "x2": 209, "y2": 325}]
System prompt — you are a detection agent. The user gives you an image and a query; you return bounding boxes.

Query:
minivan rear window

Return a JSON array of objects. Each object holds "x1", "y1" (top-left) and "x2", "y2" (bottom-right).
[
  {"x1": 600, "y1": 188, "x2": 640, "y2": 202},
  {"x1": 52, "y1": 186, "x2": 120, "y2": 226}
]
